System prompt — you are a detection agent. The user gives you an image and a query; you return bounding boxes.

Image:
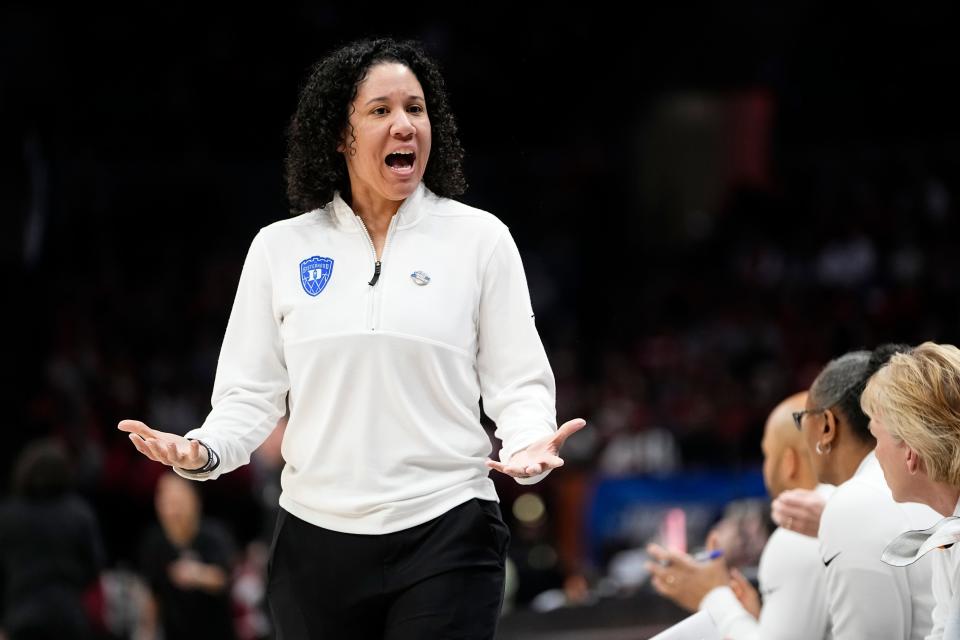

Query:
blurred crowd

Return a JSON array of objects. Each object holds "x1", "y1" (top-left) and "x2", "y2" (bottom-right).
[{"x1": 4, "y1": 7, "x2": 958, "y2": 637}]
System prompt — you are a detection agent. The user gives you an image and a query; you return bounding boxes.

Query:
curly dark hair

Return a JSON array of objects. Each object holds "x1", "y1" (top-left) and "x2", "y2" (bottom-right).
[{"x1": 284, "y1": 37, "x2": 467, "y2": 214}]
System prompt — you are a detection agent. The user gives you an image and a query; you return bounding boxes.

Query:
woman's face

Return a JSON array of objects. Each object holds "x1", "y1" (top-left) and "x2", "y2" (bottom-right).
[
  {"x1": 869, "y1": 415, "x2": 914, "y2": 502},
  {"x1": 340, "y1": 62, "x2": 432, "y2": 206}
]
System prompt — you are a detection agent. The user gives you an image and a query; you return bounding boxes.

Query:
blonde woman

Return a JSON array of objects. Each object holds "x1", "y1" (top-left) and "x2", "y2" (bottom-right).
[{"x1": 862, "y1": 342, "x2": 960, "y2": 639}]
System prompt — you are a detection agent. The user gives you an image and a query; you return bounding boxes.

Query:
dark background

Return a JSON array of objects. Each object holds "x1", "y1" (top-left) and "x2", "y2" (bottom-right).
[{"x1": 3, "y1": 2, "x2": 959, "y2": 633}]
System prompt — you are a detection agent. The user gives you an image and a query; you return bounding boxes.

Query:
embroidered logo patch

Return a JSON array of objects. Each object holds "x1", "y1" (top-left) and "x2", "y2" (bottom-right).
[
  {"x1": 410, "y1": 270, "x2": 431, "y2": 286},
  {"x1": 300, "y1": 256, "x2": 334, "y2": 296}
]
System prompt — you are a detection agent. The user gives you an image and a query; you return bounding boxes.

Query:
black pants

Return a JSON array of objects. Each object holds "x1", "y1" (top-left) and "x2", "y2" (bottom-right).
[{"x1": 266, "y1": 498, "x2": 510, "y2": 639}]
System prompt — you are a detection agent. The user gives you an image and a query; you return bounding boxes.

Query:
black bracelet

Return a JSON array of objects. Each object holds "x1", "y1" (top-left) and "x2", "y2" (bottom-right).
[{"x1": 180, "y1": 439, "x2": 220, "y2": 474}]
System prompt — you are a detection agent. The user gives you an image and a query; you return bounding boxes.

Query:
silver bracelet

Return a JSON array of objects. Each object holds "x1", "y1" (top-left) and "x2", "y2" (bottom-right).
[{"x1": 180, "y1": 439, "x2": 220, "y2": 474}]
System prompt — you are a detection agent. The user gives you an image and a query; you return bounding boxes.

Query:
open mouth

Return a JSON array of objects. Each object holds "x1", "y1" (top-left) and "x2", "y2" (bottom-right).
[{"x1": 385, "y1": 151, "x2": 416, "y2": 173}]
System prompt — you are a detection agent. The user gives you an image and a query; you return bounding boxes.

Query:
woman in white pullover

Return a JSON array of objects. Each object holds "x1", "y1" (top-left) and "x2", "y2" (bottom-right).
[
  {"x1": 118, "y1": 37, "x2": 585, "y2": 639},
  {"x1": 799, "y1": 349, "x2": 938, "y2": 640}
]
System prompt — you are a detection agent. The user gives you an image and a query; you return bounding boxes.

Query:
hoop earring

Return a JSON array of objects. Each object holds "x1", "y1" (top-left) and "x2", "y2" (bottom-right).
[{"x1": 816, "y1": 441, "x2": 831, "y2": 456}]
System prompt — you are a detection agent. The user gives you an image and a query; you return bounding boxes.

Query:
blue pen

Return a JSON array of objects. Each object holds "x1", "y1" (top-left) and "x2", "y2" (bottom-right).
[
  {"x1": 692, "y1": 549, "x2": 724, "y2": 562},
  {"x1": 656, "y1": 548, "x2": 724, "y2": 566}
]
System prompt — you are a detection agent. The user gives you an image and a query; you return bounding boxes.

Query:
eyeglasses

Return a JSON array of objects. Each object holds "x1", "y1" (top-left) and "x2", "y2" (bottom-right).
[{"x1": 792, "y1": 409, "x2": 826, "y2": 430}]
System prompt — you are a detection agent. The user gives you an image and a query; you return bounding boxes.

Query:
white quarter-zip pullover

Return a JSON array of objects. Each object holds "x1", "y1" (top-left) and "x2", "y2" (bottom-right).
[
  {"x1": 818, "y1": 451, "x2": 939, "y2": 639},
  {"x1": 175, "y1": 182, "x2": 558, "y2": 534}
]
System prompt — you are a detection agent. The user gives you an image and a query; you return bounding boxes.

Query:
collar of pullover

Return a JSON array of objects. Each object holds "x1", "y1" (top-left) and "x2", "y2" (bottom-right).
[{"x1": 330, "y1": 181, "x2": 428, "y2": 231}]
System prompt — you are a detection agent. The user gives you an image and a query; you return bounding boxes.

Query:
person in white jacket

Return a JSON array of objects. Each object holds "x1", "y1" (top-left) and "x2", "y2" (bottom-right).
[
  {"x1": 799, "y1": 350, "x2": 938, "y2": 640},
  {"x1": 647, "y1": 392, "x2": 832, "y2": 640},
  {"x1": 118, "y1": 37, "x2": 585, "y2": 639},
  {"x1": 862, "y1": 342, "x2": 960, "y2": 639}
]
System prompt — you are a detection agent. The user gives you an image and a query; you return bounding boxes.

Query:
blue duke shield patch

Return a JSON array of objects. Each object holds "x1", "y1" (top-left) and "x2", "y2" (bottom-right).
[{"x1": 300, "y1": 256, "x2": 334, "y2": 296}]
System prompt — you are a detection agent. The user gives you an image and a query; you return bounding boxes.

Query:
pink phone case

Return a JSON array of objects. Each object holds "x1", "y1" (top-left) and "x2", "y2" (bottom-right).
[{"x1": 661, "y1": 507, "x2": 687, "y2": 554}]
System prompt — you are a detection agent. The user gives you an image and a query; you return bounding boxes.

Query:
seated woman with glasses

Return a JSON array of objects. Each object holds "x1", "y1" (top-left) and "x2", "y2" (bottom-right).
[{"x1": 795, "y1": 346, "x2": 939, "y2": 640}]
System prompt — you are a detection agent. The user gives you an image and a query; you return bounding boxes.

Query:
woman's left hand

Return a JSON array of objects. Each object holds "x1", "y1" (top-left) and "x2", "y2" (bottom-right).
[{"x1": 486, "y1": 418, "x2": 586, "y2": 478}]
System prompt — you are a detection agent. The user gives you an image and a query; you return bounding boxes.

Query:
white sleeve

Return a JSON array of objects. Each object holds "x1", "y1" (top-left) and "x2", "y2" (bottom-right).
[
  {"x1": 175, "y1": 229, "x2": 289, "y2": 481},
  {"x1": 476, "y1": 228, "x2": 557, "y2": 485},
  {"x1": 825, "y1": 549, "x2": 911, "y2": 639},
  {"x1": 699, "y1": 586, "x2": 760, "y2": 640},
  {"x1": 925, "y1": 547, "x2": 957, "y2": 640},
  {"x1": 756, "y1": 560, "x2": 831, "y2": 639}
]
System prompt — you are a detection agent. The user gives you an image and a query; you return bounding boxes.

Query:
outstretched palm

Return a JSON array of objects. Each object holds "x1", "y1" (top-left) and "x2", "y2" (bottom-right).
[
  {"x1": 485, "y1": 418, "x2": 586, "y2": 478},
  {"x1": 117, "y1": 419, "x2": 208, "y2": 470}
]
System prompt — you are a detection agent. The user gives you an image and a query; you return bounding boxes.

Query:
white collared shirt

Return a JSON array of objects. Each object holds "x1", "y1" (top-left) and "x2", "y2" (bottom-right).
[
  {"x1": 699, "y1": 484, "x2": 835, "y2": 640},
  {"x1": 819, "y1": 451, "x2": 940, "y2": 640}
]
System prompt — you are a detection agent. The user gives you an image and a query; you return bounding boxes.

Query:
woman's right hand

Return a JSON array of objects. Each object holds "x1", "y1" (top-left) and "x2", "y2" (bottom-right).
[{"x1": 118, "y1": 419, "x2": 208, "y2": 470}]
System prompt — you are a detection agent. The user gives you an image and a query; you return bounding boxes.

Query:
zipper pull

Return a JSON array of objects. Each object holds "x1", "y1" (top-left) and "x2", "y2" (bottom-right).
[{"x1": 369, "y1": 260, "x2": 381, "y2": 286}]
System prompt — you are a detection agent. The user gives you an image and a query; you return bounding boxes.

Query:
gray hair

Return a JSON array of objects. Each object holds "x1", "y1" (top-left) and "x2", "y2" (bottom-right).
[{"x1": 810, "y1": 350, "x2": 873, "y2": 442}]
